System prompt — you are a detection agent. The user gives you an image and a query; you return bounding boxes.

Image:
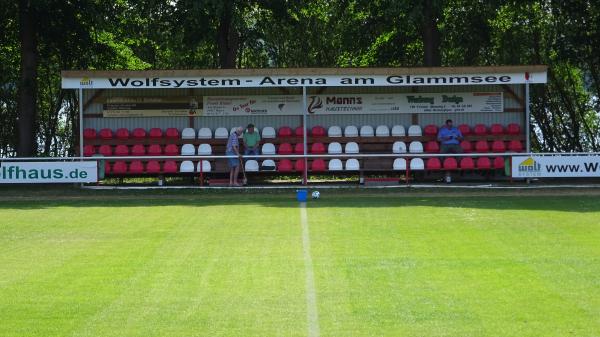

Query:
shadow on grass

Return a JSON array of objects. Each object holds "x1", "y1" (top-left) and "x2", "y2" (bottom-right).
[{"x1": 1, "y1": 185, "x2": 600, "y2": 213}]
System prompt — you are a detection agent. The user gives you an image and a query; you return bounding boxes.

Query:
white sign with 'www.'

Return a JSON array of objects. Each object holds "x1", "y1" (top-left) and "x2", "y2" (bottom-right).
[{"x1": 0, "y1": 161, "x2": 98, "y2": 183}]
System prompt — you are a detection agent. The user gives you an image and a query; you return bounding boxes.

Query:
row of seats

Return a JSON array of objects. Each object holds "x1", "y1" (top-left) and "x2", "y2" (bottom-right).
[
  {"x1": 106, "y1": 160, "x2": 212, "y2": 174},
  {"x1": 394, "y1": 140, "x2": 524, "y2": 154},
  {"x1": 395, "y1": 157, "x2": 506, "y2": 171},
  {"x1": 83, "y1": 123, "x2": 522, "y2": 141},
  {"x1": 104, "y1": 156, "x2": 507, "y2": 175}
]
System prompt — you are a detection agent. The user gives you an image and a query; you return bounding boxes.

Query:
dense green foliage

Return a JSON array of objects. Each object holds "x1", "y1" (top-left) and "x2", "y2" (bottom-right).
[
  {"x1": 1, "y1": 193, "x2": 599, "y2": 336},
  {"x1": 0, "y1": 0, "x2": 598, "y2": 156}
]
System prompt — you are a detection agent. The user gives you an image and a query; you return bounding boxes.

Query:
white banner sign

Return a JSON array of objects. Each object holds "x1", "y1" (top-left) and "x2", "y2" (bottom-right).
[
  {"x1": 0, "y1": 161, "x2": 98, "y2": 184},
  {"x1": 203, "y1": 92, "x2": 503, "y2": 116},
  {"x1": 63, "y1": 72, "x2": 547, "y2": 89},
  {"x1": 512, "y1": 155, "x2": 600, "y2": 178}
]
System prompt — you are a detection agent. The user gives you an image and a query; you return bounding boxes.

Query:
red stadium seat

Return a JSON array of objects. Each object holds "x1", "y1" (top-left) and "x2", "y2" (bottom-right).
[
  {"x1": 476, "y1": 157, "x2": 492, "y2": 169},
  {"x1": 165, "y1": 128, "x2": 179, "y2": 139},
  {"x1": 83, "y1": 128, "x2": 97, "y2": 139},
  {"x1": 490, "y1": 124, "x2": 504, "y2": 135},
  {"x1": 474, "y1": 140, "x2": 490, "y2": 153},
  {"x1": 277, "y1": 159, "x2": 293, "y2": 172},
  {"x1": 473, "y1": 124, "x2": 487, "y2": 136},
  {"x1": 105, "y1": 162, "x2": 112, "y2": 175},
  {"x1": 311, "y1": 159, "x2": 326, "y2": 172},
  {"x1": 164, "y1": 144, "x2": 179, "y2": 156},
  {"x1": 149, "y1": 128, "x2": 163, "y2": 139},
  {"x1": 132, "y1": 128, "x2": 147, "y2": 139},
  {"x1": 507, "y1": 123, "x2": 521, "y2": 135},
  {"x1": 426, "y1": 158, "x2": 442, "y2": 170},
  {"x1": 491, "y1": 140, "x2": 506, "y2": 153},
  {"x1": 443, "y1": 157, "x2": 458, "y2": 170},
  {"x1": 163, "y1": 161, "x2": 178, "y2": 173},
  {"x1": 128, "y1": 160, "x2": 144, "y2": 174},
  {"x1": 146, "y1": 160, "x2": 161, "y2": 174},
  {"x1": 460, "y1": 157, "x2": 475, "y2": 170},
  {"x1": 115, "y1": 128, "x2": 130, "y2": 140},
  {"x1": 294, "y1": 126, "x2": 304, "y2": 137},
  {"x1": 311, "y1": 126, "x2": 326, "y2": 137},
  {"x1": 294, "y1": 143, "x2": 304, "y2": 154},
  {"x1": 83, "y1": 145, "x2": 95, "y2": 157},
  {"x1": 114, "y1": 145, "x2": 129, "y2": 156},
  {"x1": 278, "y1": 126, "x2": 293, "y2": 137},
  {"x1": 295, "y1": 159, "x2": 306, "y2": 172},
  {"x1": 424, "y1": 141, "x2": 440, "y2": 153},
  {"x1": 131, "y1": 144, "x2": 146, "y2": 156},
  {"x1": 423, "y1": 124, "x2": 438, "y2": 137},
  {"x1": 493, "y1": 157, "x2": 505, "y2": 169},
  {"x1": 147, "y1": 144, "x2": 162, "y2": 156},
  {"x1": 99, "y1": 128, "x2": 113, "y2": 140},
  {"x1": 460, "y1": 140, "x2": 472, "y2": 153},
  {"x1": 508, "y1": 140, "x2": 523, "y2": 152},
  {"x1": 112, "y1": 161, "x2": 127, "y2": 174},
  {"x1": 458, "y1": 124, "x2": 471, "y2": 136},
  {"x1": 310, "y1": 142, "x2": 326, "y2": 154},
  {"x1": 278, "y1": 143, "x2": 293, "y2": 155},
  {"x1": 98, "y1": 145, "x2": 112, "y2": 156}
]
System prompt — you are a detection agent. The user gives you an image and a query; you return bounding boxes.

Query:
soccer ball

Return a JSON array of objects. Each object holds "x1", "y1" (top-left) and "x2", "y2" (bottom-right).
[{"x1": 311, "y1": 191, "x2": 320, "y2": 199}]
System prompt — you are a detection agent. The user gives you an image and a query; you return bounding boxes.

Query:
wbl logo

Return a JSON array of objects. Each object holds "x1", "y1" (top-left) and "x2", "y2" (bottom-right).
[{"x1": 307, "y1": 96, "x2": 322, "y2": 114}]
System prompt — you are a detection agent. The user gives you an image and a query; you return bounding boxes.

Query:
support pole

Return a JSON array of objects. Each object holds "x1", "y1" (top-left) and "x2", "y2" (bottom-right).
[
  {"x1": 79, "y1": 88, "x2": 84, "y2": 159},
  {"x1": 302, "y1": 86, "x2": 308, "y2": 185},
  {"x1": 525, "y1": 76, "x2": 531, "y2": 152}
]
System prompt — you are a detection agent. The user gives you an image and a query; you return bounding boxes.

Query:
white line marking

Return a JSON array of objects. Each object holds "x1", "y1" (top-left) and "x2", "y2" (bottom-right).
[{"x1": 300, "y1": 201, "x2": 320, "y2": 337}]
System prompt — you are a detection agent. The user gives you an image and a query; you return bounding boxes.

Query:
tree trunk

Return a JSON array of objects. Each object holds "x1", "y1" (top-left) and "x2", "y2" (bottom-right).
[
  {"x1": 17, "y1": 0, "x2": 38, "y2": 156},
  {"x1": 217, "y1": 0, "x2": 238, "y2": 69},
  {"x1": 422, "y1": 0, "x2": 441, "y2": 67}
]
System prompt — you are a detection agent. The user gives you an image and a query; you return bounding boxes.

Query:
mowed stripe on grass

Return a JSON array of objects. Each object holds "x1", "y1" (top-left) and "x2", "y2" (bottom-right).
[
  {"x1": 0, "y1": 199, "x2": 306, "y2": 337},
  {"x1": 0, "y1": 194, "x2": 599, "y2": 337}
]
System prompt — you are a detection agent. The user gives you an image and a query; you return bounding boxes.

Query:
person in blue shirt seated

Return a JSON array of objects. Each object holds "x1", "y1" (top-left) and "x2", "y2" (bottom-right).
[
  {"x1": 437, "y1": 119, "x2": 464, "y2": 153},
  {"x1": 437, "y1": 119, "x2": 463, "y2": 183}
]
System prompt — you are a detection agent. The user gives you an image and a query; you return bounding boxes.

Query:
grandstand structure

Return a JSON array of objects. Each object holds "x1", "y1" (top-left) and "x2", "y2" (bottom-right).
[{"x1": 62, "y1": 66, "x2": 548, "y2": 185}]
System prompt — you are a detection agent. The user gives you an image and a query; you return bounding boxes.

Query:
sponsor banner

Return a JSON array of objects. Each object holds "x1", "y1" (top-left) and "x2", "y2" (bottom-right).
[
  {"x1": 203, "y1": 92, "x2": 503, "y2": 116},
  {"x1": 203, "y1": 96, "x2": 302, "y2": 116},
  {"x1": 63, "y1": 72, "x2": 547, "y2": 89},
  {"x1": 511, "y1": 155, "x2": 600, "y2": 178},
  {"x1": 103, "y1": 97, "x2": 201, "y2": 117},
  {"x1": 0, "y1": 161, "x2": 98, "y2": 184}
]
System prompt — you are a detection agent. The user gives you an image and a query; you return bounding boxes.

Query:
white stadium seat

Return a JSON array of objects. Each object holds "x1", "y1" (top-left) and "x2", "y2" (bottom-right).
[
  {"x1": 392, "y1": 141, "x2": 407, "y2": 154},
  {"x1": 393, "y1": 158, "x2": 407, "y2": 170},
  {"x1": 261, "y1": 160, "x2": 276, "y2": 171},
  {"x1": 230, "y1": 127, "x2": 241, "y2": 137},
  {"x1": 344, "y1": 142, "x2": 359, "y2": 154},
  {"x1": 214, "y1": 127, "x2": 229, "y2": 139},
  {"x1": 409, "y1": 141, "x2": 424, "y2": 153},
  {"x1": 360, "y1": 125, "x2": 374, "y2": 137},
  {"x1": 262, "y1": 127, "x2": 276, "y2": 139},
  {"x1": 407, "y1": 125, "x2": 422, "y2": 136},
  {"x1": 196, "y1": 160, "x2": 211, "y2": 172},
  {"x1": 328, "y1": 126, "x2": 342, "y2": 137},
  {"x1": 181, "y1": 128, "x2": 196, "y2": 140},
  {"x1": 261, "y1": 143, "x2": 276, "y2": 155},
  {"x1": 245, "y1": 160, "x2": 259, "y2": 172},
  {"x1": 345, "y1": 159, "x2": 360, "y2": 171},
  {"x1": 198, "y1": 144, "x2": 212, "y2": 155},
  {"x1": 328, "y1": 159, "x2": 343, "y2": 171},
  {"x1": 181, "y1": 144, "x2": 196, "y2": 156},
  {"x1": 180, "y1": 160, "x2": 195, "y2": 172},
  {"x1": 327, "y1": 142, "x2": 342, "y2": 154},
  {"x1": 391, "y1": 125, "x2": 406, "y2": 137},
  {"x1": 344, "y1": 125, "x2": 359, "y2": 137},
  {"x1": 197, "y1": 127, "x2": 212, "y2": 139},
  {"x1": 375, "y1": 125, "x2": 390, "y2": 137},
  {"x1": 410, "y1": 158, "x2": 425, "y2": 170}
]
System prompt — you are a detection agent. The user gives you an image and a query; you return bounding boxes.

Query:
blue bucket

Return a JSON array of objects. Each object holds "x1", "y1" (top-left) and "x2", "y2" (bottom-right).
[{"x1": 296, "y1": 189, "x2": 308, "y2": 202}]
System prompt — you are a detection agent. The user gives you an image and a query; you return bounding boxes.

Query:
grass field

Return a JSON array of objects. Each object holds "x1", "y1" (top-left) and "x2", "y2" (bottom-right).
[{"x1": 1, "y1": 189, "x2": 599, "y2": 337}]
